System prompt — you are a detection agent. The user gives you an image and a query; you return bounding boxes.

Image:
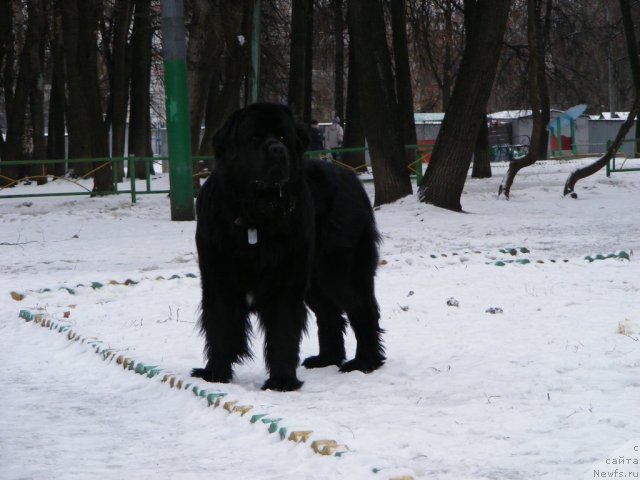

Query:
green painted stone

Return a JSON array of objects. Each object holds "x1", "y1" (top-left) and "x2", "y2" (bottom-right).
[{"x1": 250, "y1": 413, "x2": 268, "y2": 423}]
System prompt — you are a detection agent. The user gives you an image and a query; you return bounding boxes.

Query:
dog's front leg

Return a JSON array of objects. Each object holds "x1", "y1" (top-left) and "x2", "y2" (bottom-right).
[
  {"x1": 192, "y1": 283, "x2": 251, "y2": 384},
  {"x1": 259, "y1": 298, "x2": 306, "y2": 391}
]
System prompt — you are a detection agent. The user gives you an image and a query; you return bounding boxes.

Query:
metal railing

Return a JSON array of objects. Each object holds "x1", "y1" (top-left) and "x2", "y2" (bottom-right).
[
  {"x1": 0, "y1": 144, "x2": 433, "y2": 201},
  {"x1": 606, "y1": 139, "x2": 640, "y2": 176},
  {"x1": 305, "y1": 143, "x2": 432, "y2": 185},
  {"x1": 0, "y1": 156, "x2": 169, "y2": 202}
]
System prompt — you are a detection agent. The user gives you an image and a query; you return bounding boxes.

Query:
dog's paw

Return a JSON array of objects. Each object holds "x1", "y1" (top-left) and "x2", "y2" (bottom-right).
[
  {"x1": 302, "y1": 355, "x2": 344, "y2": 369},
  {"x1": 191, "y1": 367, "x2": 231, "y2": 384},
  {"x1": 261, "y1": 376, "x2": 303, "y2": 392},
  {"x1": 339, "y1": 356, "x2": 384, "y2": 374}
]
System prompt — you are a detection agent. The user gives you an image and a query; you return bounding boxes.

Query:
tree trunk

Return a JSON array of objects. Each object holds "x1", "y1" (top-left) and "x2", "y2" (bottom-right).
[
  {"x1": 442, "y1": 3, "x2": 454, "y2": 110},
  {"x1": 109, "y1": 0, "x2": 133, "y2": 181},
  {"x1": 0, "y1": 0, "x2": 14, "y2": 177},
  {"x1": 342, "y1": 44, "x2": 366, "y2": 172},
  {"x1": 187, "y1": 0, "x2": 222, "y2": 156},
  {"x1": 472, "y1": 113, "x2": 491, "y2": 178},
  {"x1": 636, "y1": 118, "x2": 640, "y2": 157},
  {"x1": 62, "y1": 0, "x2": 111, "y2": 191},
  {"x1": 390, "y1": 0, "x2": 417, "y2": 166},
  {"x1": 422, "y1": 2, "x2": 455, "y2": 111},
  {"x1": 419, "y1": 0, "x2": 510, "y2": 212},
  {"x1": 288, "y1": 0, "x2": 311, "y2": 120},
  {"x1": 47, "y1": 3, "x2": 67, "y2": 178},
  {"x1": 198, "y1": 73, "x2": 222, "y2": 166},
  {"x1": 27, "y1": 0, "x2": 47, "y2": 184},
  {"x1": 129, "y1": 0, "x2": 153, "y2": 179},
  {"x1": 332, "y1": 0, "x2": 345, "y2": 123},
  {"x1": 198, "y1": 1, "x2": 251, "y2": 159},
  {"x1": 564, "y1": 0, "x2": 640, "y2": 197},
  {"x1": 537, "y1": 0, "x2": 552, "y2": 160},
  {"x1": 347, "y1": 0, "x2": 412, "y2": 206},
  {"x1": 498, "y1": 0, "x2": 550, "y2": 198},
  {"x1": 303, "y1": 4, "x2": 313, "y2": 124},
  {"x1": 3, "y1": 1, "x2": 30, "y2": 181}
]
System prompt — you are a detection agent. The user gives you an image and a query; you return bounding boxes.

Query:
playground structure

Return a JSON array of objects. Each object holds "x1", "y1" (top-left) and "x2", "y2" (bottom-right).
[{"x1": 547, "y1": 104, "x2": 588, "y2": 157}]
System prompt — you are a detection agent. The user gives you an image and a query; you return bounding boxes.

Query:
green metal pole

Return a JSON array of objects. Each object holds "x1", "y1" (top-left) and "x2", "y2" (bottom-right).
[
  {"x1": 112, "y1": 158, "x2": 118, "y2": 191},
  {"x1": 161, "y1": 0, "x2": 195, "y2": 221},
  {"x1": 145, "y1": 158, "x2": 151, "y2": 192},
  {"x1": 415, "y1": 147, "x2": 423, "y2": 186},
  {"x1": 129, "y1": 157, "x2": 137, "y2": 204},
  {"x1": 556, "y1": 117, "x2": 562, "y2": 156},
  {"x1": 249, "y1": 0, "x2": 261, "y2": 104},
  {"x1": 570, "y1": 119, "x2": 576, "y2": 154}
]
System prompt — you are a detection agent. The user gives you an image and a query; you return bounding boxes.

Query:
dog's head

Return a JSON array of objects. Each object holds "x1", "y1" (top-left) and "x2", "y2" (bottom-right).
[
  {"x1": 212, "y1": 103, "x2": 310, "y2": 225},
  {"x1": 213, "y1": 103, "x2": 309, "y2": 186}
]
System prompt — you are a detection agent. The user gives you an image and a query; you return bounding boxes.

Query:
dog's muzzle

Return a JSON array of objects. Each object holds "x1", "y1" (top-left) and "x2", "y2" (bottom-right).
[{"x1": 261, "y1": 139, "x2": 290, "y2": 186}]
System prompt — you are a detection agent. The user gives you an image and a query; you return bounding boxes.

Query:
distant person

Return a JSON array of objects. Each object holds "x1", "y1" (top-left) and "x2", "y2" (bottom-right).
[
  {"x1": 309, "y1": 119, "x2": 325, "y2": 155},
  {"x1": 324, "y1": 116, "x2": 344, "y2": 161}
]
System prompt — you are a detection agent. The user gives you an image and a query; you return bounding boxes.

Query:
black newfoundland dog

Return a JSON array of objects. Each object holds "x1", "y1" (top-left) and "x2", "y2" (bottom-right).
[{"x1": 191, "y1": 103, "x2": 384, "y2": 391}]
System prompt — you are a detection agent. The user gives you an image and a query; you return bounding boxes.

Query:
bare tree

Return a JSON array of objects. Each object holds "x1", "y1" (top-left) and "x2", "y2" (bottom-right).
[
  {"x1": 419, "y1": 0, "x2": 511, "y2": 211},
  {"x1": 129, "y1": 0, "x2": 154, "y2": 178},
  {"x1": 0, "y1": 1, "x2": 11, "y2": 165},
  {"x1": 563, "y1": 0, "x2": 639, "y2": 198},
  {"x1": 196, "y1": 0, "x2": 252, "y2": 160},
  {"x1": 332, "y1": 0, "x2": 345, "y2": 122},
  {"x1": 390, "y1": 0, "x2": 417, "y2": 166},
  {"x1": 406, "y1": 0, "x2": 464, "y2": 111},
  {"x1": 472, "y1": 112, "x2": 491, "y2": 178},
  {"x1": 47, "y1": 1, "x2": 67, "y2": 178},
  {"x1": 27, "y1": 0, "x2": 47, "y2": 184},
  {"x1": 347, "y1": 0, "x2": 412, "y2": 206},
  {"x1": 62, "y1": 0, "x2": 112, "y2": 191},
  {"x1": 104, "y1": 0, "x2": 133, "y2": 181},
  {"x1": 498, "y1": 0, "x2": 552, "y2": 198},
  {"x1": 187, "y1": 0, "x2": 222, "y2": 158},
  {"x1": 2, "y1": 1, "x2": 29, "y2": 182},
  {"x1": 342, "y1": 45, "x2": 366, "y2": 172},
  {"x1": 288, "y1": 0, "x2": 312, "y2": 120}
]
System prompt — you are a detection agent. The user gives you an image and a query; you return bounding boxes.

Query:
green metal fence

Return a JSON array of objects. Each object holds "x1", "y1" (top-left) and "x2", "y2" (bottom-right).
[
  {"x1": 0, "y1": 144, "x2": 432, "y2": 202},
  {"x1": 606, "y1": 139, "x2": 640, "y2": 176},
  {"x1": 305, "y1": 143, "x2": 431, "y2": 185},
  {"x1": 0, "y1": 156, "x2": 169, "y2": 202}
]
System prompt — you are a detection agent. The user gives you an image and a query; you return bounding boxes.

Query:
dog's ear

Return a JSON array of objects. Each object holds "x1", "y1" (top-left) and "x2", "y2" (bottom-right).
[
  {"x1": 295, "y1": 123, "x2": 310, "y2": 154},
  {"x1": 212, "y1": 108, "x2": 244, "y2": 159}
]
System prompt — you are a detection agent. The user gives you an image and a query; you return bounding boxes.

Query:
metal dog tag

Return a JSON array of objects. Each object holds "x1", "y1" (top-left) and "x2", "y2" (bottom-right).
[{"x1": 248, "y1": 228, "x2": 258, "y2": 245}]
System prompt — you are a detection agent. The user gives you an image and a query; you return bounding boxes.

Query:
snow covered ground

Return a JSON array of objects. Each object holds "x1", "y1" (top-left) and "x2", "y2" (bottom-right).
[{"x1": 1, "y1": 158, "x2": 639, "y2": 480}]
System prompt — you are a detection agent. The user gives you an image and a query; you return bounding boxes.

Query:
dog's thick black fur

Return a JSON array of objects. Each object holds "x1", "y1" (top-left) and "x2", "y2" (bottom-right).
[{"x1": 191, "y1": 103, "x2": 384, "y2": 391}]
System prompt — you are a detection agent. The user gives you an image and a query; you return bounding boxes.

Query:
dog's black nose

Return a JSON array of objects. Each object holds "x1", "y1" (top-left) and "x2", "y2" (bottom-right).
[{"x1": 267, "y1": 142, "x2": 287, "y2": 159}]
